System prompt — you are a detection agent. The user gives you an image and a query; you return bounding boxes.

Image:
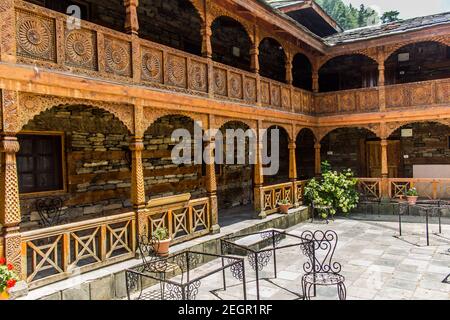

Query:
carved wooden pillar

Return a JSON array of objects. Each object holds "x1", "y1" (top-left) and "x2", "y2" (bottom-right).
[
  {"x1": 253, "y1": 120, "x2": 265, "y2": 219},
  {"x1": 251, "y1": 24, "x2": 262, "y2": 106},
  {"x1": 0, "y1": 136, "x2": 22, "y2": 274},
  {"x1": 0, "y1": 0, "x2": 16, "y2": 63},
  {"x1": 285, "y1": 54, "x2": 293, "y2": 85},
  {"x1": 130, "y1": 137, "x2": 147, "y2": 237},
  {"x1": 312, "y1": 69, "x2": 319, "y2": 93},
  {"x1": 378, "y1": 48, "x2": 386, "y2": 112},
  {"x1": 288, "y1": 140, "x2": 297, "y2": 182},
  {"x1": 314, "y1": 142, "x2": 321, "y2": 176},
  {"x1": 201, "y1": 25, "x2": 212, "y2": 59},
  {"x1": 124, "y1": 0, "x2": 139, "y2": 35},
  {"x1": 205, "y1": 115, "x2": 220, "y2": 233},
  {"x1": 380, "y1": 138, "x2": 389, "y2": 199}
]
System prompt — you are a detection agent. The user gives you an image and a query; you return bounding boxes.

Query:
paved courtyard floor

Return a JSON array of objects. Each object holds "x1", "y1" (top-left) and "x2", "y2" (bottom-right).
[{"x1": 130, "y1": 215, "x2": 450, "y2": 300}]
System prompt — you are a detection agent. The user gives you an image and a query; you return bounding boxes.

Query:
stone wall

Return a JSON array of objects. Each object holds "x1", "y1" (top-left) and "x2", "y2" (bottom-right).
[
  {"x1": 391, "y1": 122, "x2": 450, "y2": 177},
  {"x1": 211, "y1": 16, "x2": 251, "y2": 71},
  {"x1": 216, "y1": 122, "x2": 253, "y2": 209},
  {"x1": 296, "y1": 129, "x2": 315, "y2": 179},
  {"x1": 28, "y1": 0, "x2": 126, "y2": 32},
  {"x1": 265, "y1": 127, "x2": 289, "y2": 185},
  {"x1": 143, "y1": 115, "x2": 205, "y2": 199},
  {"x1": 137, "y1": 0, "x2": 202, "y2": 55},
  {"x1": 321, "y1": 128, "x2": 377, "y2": 176},
  {"x1": 20, "y1": 106, "x2": 132, "y2": 230}
]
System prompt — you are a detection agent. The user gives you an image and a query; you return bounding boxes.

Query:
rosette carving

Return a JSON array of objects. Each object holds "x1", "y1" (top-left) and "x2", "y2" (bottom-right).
[
  {"x1": 16, "y1": 10, "x2": 55, "y2": 61},
  {"x1": 141, "y1": 48, "x2": 163, "y2": 83},
  {"x1": 213, "y1": 68, "x2": 227, "y2": 96},
  {"x1": 188, "y1": 61, "x2": 207, "y2": 92},
  {"x1": 65, "y1": 28, "x2": 96, "y2": 70},
  {"x1": 229, "y1": 73, "x2": 242, "y2": 99},
  {"x1": 167, "y1": 55, "x2": 186, "y2": 88},
  {"x1": 104, "y1": 36, "x2": 132, "y2": 77}
]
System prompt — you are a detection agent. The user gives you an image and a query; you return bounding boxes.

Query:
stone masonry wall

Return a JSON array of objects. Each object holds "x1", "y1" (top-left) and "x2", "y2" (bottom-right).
[
  {"x1": 391, "y1": 122, "x2": 450, "y2": 177},
  {"x1": 20, "y1": 106, "x2": 132, "y2": 230}
]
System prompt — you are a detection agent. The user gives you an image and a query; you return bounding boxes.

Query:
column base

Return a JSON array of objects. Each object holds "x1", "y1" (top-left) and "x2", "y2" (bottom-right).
[
  {"x1": 254, "y1": 211, "x2": 267, "y2": 220},
  {"x1": 9, "y1": 280, "x2": 28, "y2": 300}
]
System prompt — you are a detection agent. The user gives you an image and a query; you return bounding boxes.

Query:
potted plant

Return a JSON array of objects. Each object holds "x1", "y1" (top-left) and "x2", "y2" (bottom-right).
[
  {"x1": 278, "y1": 198, "x2": 291, "y2": 214},
  {"x1": 0, "y1": 258, "x2": 19, "y2": 300},
  {"x1": 152, "y1": 227, "x2": 171, "y2": 257},
  {"x1": 406, "y1": 187, "x2": 419, "y2": 205}
]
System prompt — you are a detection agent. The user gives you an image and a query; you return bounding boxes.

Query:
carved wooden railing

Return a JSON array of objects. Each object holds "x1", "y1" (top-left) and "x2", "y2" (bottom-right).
[
  {"x1": 294, "y1": 180, "x2": 308, "y2": 204},
  {"x1": 385, "y1": 79, "x2": 450, "y2": 109},
  {"x1": 261, "y1": 182, "x2": 294, "y2": 215},
  {"x1": 12, "y1": 0, "x2": 315, "y2": 116},
  {"x1": 20, "y1": 211, "x2": 136, "y2": 289},
  {"x1": 357, "y1": 178, "x2": 382, "y2": 199},
  {"x1": 315, "y1": 87, "x2": 380, "y2": 115},
  {"x1": 388, "y1": 178, "x2": 450, "y2": 200},
  {"x1": 145, "y1": 195, "x2": 211, "y2": 245}
]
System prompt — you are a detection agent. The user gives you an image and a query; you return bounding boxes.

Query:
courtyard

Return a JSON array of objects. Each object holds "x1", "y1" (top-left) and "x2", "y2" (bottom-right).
[{"x1": 128, "y1": 215, "x2": 450, "y2": 300}]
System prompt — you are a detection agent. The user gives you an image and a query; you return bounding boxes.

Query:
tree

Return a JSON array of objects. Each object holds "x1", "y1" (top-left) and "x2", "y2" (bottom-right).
[
  {"x1": 381, "y1": 10, "x2": 400, "y2": 23},
  {"x1": 316, "y1": 0, "x2": 392, "y2": 30}
]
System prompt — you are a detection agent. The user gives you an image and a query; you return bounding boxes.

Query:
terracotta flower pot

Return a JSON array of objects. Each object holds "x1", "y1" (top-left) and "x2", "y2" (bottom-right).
[
  {"x1": 278, "y1": 204, "x2": 291, "y2": 214},
  {"x1": 0, "y1": 290, "x2": 9, "y2": 300},
  {"x1": 153, "y1": 238, "x2": 171, "y2": 257},
  {"x1": 407, "y1": 196, "x2": 418, "y2": 205}
]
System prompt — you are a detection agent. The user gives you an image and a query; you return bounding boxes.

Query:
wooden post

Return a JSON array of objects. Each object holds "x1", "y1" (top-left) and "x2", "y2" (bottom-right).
[
  {"x1": 130, "y1": 136, "x2": 147, "y2": 237},
  {"x1": 312, "y1": 67, "x2": 319, "y2": 93},
  {"x1": 380, "y1": 139, "x2": 389, "y2": 199},
  {"x1": 250, "y1": 24, "x2": 260, "y2": 74},
  {"x1": 285, "y1": 53, "x2": 293, "y2": 85},
  {"x1": 253, "y1": 120, "x2": 266, "y2": 219},
  {"x1": 314, "y1": 142, "x2": 321, "y2": 176},
  {"x1": 0, "y1": 136, "x2": 22, "y2": 275},
  {"x1": 289, "y1": 139, "x2": 298, "y2": 206},
  {"x1": 124, "y1": 0, "x2": 139, "y2": 35},
  {"x1": 205, "y1": 115, "x2": 220, "y2": 233},
  {"x1": 0, "y1": 0, "x2": 16, "y2": 63},
  {"x1": 378, "y1": 48, "x2": 386, "y2": 112}
]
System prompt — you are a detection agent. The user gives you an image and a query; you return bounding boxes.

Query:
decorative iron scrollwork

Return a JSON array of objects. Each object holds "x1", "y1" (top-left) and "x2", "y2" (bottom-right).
[{"x1": 247, "y1": 250, "x2": 272, "y2": 272}]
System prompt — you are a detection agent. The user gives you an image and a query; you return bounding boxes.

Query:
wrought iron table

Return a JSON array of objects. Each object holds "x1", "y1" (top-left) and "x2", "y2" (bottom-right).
[
  {"x1": 125, "y1": 251, "x2": 247, "y2": 300},
  {"x1": 395, "y1": 200, "x2": 446, "y2": 246},
  {"x1": 220, "y1": 229, "x2": 313, "y2": 300}
]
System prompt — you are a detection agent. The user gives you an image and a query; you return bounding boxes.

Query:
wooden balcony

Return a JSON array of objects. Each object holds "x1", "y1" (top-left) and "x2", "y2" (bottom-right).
[{"x1": 9, "y1": 1, "x2": 450, "y2": 118}]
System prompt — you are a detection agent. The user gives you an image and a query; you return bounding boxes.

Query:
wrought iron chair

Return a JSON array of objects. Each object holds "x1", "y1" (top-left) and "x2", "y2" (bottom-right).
[
  {"x1": 35, "y1": 197, "x2": 66, "y2": 227},
  {"x1": 137, "y1": 234, "x2": 182, "y2": 299},
  {"x1": 300, "y1": 230, "x2": 346, "y2": 300}
]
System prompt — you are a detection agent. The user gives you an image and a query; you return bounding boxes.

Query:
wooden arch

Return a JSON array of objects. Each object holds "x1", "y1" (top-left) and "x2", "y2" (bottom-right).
[
  {"x1": 384, "y1": 36, "x2": 450, "y2": 62},
  {"x1": 317, "y1": 52, "x2": 379, "y2": 72},
  {"x1": 208, "y1": 3, "x2": 254, "y2": 43},
  {"x1": 142, "y1": 107, "x2": 207, "y2": 133},
  {"x1": 383, "y1": 119, "x2": 450, "y2": 139},
  {"x1": 317, "y1": 124, "x2": 381, "y2": 143},
  {"x1": 15, "y1": 93, "x2": 134, "y2": 134}
]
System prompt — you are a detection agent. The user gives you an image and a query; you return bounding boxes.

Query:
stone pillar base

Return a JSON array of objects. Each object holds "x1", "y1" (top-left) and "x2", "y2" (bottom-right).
[{"x1": 210, "y1": 224, "x2": 221, "y2": 234}]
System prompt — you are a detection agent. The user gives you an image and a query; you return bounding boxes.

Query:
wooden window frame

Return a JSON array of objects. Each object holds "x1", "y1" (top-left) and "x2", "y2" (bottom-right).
[{"x1": 18, "y1": 131, "x2": 67, "y2": 198}]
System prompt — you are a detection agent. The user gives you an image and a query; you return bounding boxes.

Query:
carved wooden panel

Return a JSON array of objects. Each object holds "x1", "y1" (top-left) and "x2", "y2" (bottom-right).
[
  {"x1": 16, "y1": 10, "x2": 56, "y2": 62},
  {"x1": 141, "y1": 46, "x2": 163, "y2": 84},
  {"x1": 271, "y1": 84, "x2": 281, "y2": 108},
  {"x1": 243, "y1": 77, "x2": 257, "y2": 102},
  {"x1": 410, "y1": 82, "x2": 433, "y2": 106},
  {"x1": 292, "y1": 90, "x2": 301, "y2": 113},
  {"x1": 261, "y1": 81, "x2": 270, "y2": 105},
  {"x1": 213, "y1": 67, "x2": 227, "y2": 96},
  {"x1": 166, "y1": 53, "x2": 187, "y2": 88},
  {"x1": 436, "y1": 80, "x2": 450, "y2": 104},
  {"x1": 281, "y1": 87, "x2": 291, "y2": 110},
  {"x1": 315, "y1": 94, "x2": 337, "y2": 114},
  {"x1": 385, "y1": 86, "x2": 406, "y2": 108},
  {"x1": 357, "y1": 89, "x2": 379, "y2": 112},
  {"x1": 188, "y1": 60, "x2": 207, "y2": 92},
  {"x1": 104, "y1": 36, "x2": 132, "y2": 77},
  {"x1": 64, "y1": 27, "x2": 97, "y2": 70},
  {"x1": 229, "y1": 72, "x2": 243, "y2": 99},
  {"x1": 339, "y1": 92, "x2": 356, "y2": 113}
]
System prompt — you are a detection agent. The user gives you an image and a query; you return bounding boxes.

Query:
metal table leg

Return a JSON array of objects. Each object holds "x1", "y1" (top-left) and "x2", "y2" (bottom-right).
[{"x1": 426, "y1": 209, "x2": 430, "y2": 246}]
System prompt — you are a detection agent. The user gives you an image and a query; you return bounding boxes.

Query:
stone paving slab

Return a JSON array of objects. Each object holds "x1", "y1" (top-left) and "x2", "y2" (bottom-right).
[{"x1": 130, "y1": 215, "x2": 450, "y2": 300}]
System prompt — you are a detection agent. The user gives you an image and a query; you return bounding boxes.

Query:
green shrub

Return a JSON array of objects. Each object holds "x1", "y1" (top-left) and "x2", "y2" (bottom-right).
[
  {"x1": 153, "y1": 227, "x2": 170, "y2": 241},
  {"x1": 305, "y1": 162, "x2": 359, "y2": 218}
]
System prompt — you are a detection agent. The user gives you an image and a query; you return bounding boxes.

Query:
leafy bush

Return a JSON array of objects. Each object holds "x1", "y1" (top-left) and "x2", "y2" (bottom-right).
[
  {"x1": 406, "y1": 187, "x2": 418, "y2": 197},
  {"x1": 305, "y1": 162, "x2": 359, "y2": 218}
]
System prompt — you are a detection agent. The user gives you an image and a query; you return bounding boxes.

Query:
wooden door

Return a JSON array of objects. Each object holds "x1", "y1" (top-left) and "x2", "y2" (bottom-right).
[{"x1": 366, "y1": 140, "x2": 400, "y2": 178}]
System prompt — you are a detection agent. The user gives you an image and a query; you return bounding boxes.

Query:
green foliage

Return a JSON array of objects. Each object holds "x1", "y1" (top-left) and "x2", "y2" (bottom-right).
[
  {"x1": 153, "y1": 227, "x2": 170, "y2": 241},
  {"x1": 406, "y1": 187, "x2": 418, "y2": 197},
  {"x1": 321, "y1": 160, "x2": 331, "y2": 174},
  {"x1": 316, "y1": 0, "x2": 390, "y2": 30},
  {"x1": 279, "y1": 198, "x2": 291, "y2": 205},
  {"x1": 305, "y1": 162, "x2": 359, "y2": 218},
  {"x1": 381, "y1": 10, "x2": 400, "y2": 23}
]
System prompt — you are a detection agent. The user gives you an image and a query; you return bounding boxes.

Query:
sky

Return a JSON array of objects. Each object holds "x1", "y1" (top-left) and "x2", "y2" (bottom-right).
[{"x1": 342, "y1": 0, "x2": 450, "y2": 18}]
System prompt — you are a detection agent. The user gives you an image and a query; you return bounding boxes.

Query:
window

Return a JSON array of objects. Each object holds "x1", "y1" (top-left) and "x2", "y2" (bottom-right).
[{"x1": 17, "y1": 134, "x2": 64, "y2": 194}]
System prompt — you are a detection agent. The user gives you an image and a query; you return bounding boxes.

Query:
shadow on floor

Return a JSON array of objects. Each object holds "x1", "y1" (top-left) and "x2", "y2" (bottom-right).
[{"x1": 219, "y1": 204, "x2": 256, "y2": 227}]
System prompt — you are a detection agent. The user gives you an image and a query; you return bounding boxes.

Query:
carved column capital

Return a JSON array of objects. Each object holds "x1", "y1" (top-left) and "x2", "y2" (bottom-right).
[
  {"x1": 0, "y1": 136, "x2": 20, "y2": 153},
  {"x1": 124, "y1": 0, "x2": 139, "y2": 35}
]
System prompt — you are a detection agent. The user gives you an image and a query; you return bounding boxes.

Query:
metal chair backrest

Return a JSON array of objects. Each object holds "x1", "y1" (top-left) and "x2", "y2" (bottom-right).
[
  {"x1": 137, "y1": 234, "x2": 170, "y2": 273},
  {"x1": 301, "y1": 230, "x2": 341, "y2": 274},
  {"x1": 36, "y1": 198, "x2": 64, "y2": 227}
]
